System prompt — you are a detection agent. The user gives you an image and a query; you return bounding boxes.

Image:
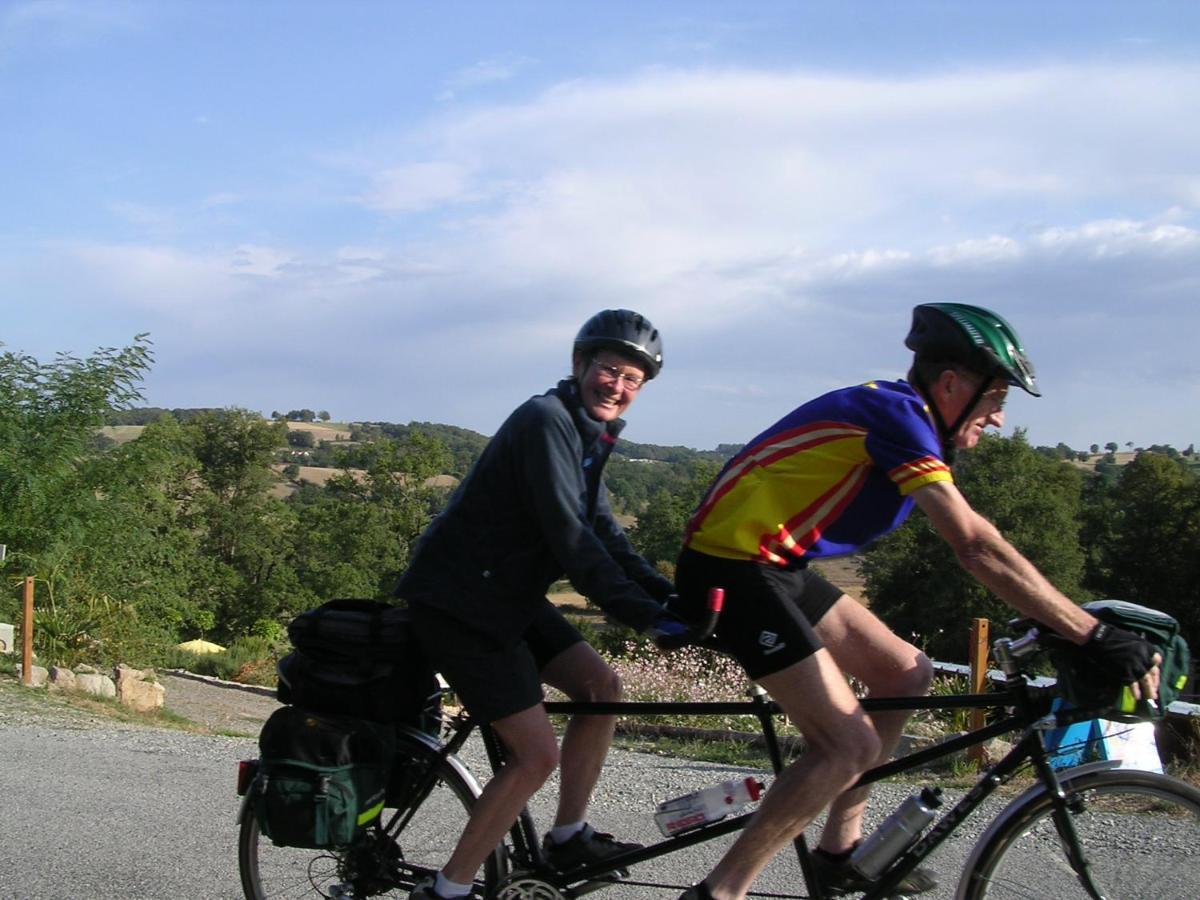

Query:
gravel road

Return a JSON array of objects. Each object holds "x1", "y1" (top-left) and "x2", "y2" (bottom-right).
[
  {"x1": 6, "y1": 675, "x2": 1191, "y2": 899},
  {"x1": 0, "y1": 675, "x2": 962, "y2": 900}
]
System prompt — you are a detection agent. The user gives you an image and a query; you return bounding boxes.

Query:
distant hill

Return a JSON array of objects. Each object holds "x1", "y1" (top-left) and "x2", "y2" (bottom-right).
[{"x1": 104, "y1": 409, "x2": 1195, "y2": 505}]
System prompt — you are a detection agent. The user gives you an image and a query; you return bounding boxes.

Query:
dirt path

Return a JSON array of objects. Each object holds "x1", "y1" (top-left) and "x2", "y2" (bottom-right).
[{"x1": 160, "y1": 671, "x2": 283, "y2": 736}]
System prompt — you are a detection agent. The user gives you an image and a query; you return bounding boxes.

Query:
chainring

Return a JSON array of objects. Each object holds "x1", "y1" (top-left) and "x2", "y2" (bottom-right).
[{"x1": 490, "y1": 872, "x2": 571, "y2": 900}]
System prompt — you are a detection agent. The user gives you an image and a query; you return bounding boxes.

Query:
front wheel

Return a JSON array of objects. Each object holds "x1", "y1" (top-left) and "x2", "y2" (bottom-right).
[
  {"x1": 239, "y1": 727, "x2": 509, "y2": 899},
  {"x1": 958, "y1": 767, "x2": 1200, "y2": 899}
]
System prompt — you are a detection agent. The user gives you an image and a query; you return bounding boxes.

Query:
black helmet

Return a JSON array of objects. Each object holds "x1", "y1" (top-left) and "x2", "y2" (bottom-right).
[
  {"x1": 574, "y1": 309, "x2": 664, "y2": 379},
  {"x1": 905, "y1": 302, "x2": 1039, "y2": 397}
]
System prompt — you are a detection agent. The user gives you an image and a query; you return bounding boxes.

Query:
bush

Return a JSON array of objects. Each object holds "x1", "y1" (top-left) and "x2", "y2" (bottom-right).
[
  {"x1": 565, "y1": 613, "x2": 641, "y2": 658},
  {"x1": 165, "y1": 635, "x2": 284, "y2": 685},
  {"x1": 24, "y1": 596, "x2": 178, "y2": 670}
]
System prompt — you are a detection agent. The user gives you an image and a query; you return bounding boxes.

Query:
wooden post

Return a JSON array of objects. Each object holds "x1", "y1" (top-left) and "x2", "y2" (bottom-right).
[
  {"x1": 22, "y1": 576, "x2": 34, "y2": 686},
  {"x1": 967, "y1": 617, "x2": 990, "y2": 768}
]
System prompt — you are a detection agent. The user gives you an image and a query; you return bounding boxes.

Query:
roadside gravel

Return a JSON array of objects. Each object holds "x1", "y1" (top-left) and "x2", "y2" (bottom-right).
[{"x1": 0, "y1": 674, "x2": 977, "y2": 899}]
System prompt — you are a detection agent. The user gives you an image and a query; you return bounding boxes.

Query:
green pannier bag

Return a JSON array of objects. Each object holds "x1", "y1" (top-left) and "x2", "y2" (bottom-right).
[
  {"x1": 252, "y1": 707, "x2": 395, "y2": 849},
  {"x1": 1052, "y1": 599, "x2": 1191, "y2": 718}
]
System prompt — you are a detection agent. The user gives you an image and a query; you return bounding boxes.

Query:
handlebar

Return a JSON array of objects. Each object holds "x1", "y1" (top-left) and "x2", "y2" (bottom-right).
[
  {"x1": 992, "y1": 626, "x2": 1042, "y2": 677},
  {"x1": 656, "y1": 587, "x2": 724, "y2": 651}
]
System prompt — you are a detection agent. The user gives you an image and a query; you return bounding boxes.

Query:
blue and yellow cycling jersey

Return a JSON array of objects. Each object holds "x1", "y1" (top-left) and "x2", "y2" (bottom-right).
[{"x1": 684, "y1": 380, "x2": 952, "y2": 565}]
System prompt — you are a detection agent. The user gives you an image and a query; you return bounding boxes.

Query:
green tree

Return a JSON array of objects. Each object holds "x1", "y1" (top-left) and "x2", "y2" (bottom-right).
[
  {"x1": 863, "y1": 432, "x2": 1087, "y2": 660},
  {"x1": 0, "y1": 337, "x2": 206, "y2": 664},
  {"x1": 46, "y1": 415, "x2": 205, "y2": 660},
  {"x1": 0, "y1": 337, "x2": 152, "y2": 558},
  {"x1": 1086, "y1": 452, "x2": 1200, "y2": 643},
  {"x1": 628, "y1": 460, "x2": 721, "y2": 570},
  {"x1": 288, "y1": 429, "x2": 315, "y2": 448},
  {"x1": 285, "y1": 434, "x2": 454, "y2": 614},
  {"x1": 181, "y1": 409, "x2": 292, "y2": 639}
]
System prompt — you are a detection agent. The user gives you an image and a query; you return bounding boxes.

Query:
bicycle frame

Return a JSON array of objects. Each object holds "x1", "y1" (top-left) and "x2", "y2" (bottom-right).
[{"x1": 413, "y1": 660, "x2": 1104, "y2": 900}]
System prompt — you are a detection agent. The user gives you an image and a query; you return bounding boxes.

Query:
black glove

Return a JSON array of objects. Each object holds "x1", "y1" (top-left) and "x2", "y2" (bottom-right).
[
  {"x1": 645, "y1": 612, "x2": 690, "y2": 650},
  {"x1": 1082, "y1": 622, "x2": 1157, "y2": 685}
]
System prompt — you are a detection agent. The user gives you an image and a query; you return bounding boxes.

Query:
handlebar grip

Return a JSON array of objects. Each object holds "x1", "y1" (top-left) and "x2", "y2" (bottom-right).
[
  {"x1": 697, "y1": 587, "x2": 723, "y2": 639},
  {"x1": 707, "y1": 587, "x2": 725, "y2": 613}
]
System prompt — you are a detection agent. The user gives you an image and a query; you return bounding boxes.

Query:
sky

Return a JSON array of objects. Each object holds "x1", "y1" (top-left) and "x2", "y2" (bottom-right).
[{"x1": 3, "y1": 1, "x2": 1199, "y2": 452}]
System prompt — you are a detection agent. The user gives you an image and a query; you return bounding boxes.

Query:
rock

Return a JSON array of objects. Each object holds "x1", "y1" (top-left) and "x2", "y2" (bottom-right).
[
  {"x1": 981, "y1": 737, "x2": 1013, "y2": 764},
  {"x1": 75, "y1": 672, "x2": 117, "y2": 699},
  {"x1": 75, "y1": 663, "x2": 99, "y2": 675},
  {"x1": 114, "y1": 664, "x2": 164, "y2": 712},
  {"x1": 15, "y1": 664, "x2": 49, "y2": 687},
  {"x1": 119, "y1": 678, "x2": 165, "y2": 712},
  {"x1": 48, "y1": 666, "x2": 77, "y2": 689}
]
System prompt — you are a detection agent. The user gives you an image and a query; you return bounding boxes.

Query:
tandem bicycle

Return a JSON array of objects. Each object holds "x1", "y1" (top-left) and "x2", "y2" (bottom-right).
[{"x1": 237, "y1": 615, "x2": 1200, "y2": 900}]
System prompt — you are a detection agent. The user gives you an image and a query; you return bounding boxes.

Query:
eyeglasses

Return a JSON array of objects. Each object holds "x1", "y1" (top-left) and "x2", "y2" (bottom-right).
[
  {"x1": 591, "y1": 359, "x2": 646, "y2": 391},
  {"x1": 956, "y1": 369, "x2": 1008, "y2": 413},
  {"x1": 979, "y1": 388, "x2": 1008, "y2": 415},
  {"x1": 975, "y1": 386, "x2": 1008, "y2": 414}
]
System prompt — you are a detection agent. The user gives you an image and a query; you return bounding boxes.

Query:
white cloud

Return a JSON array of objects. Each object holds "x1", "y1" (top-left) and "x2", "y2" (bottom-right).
[
  {"x1": 350, "y1": 62, "x2": 1200, "y2": 318},
  {"x1": 438, "y1": 54, "x2": 533, "y2": 101},
  {"x1": 11, "y1": 59, "x2": 1200, "y2": 449},
  {"x1": 361, "y1": 162, "x2": 476, "y2": 212},
  {"x1": 0, "y1": 0, "x2": 144, "y2": 52},
  {"x1": 229, "y1": 244, "x2": 293, "y2": 278}
]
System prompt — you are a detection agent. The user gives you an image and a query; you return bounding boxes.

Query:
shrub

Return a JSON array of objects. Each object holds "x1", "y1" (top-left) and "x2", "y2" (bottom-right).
[{"x1": 165, "y1": 634, "x2": 283, "y2": 685}]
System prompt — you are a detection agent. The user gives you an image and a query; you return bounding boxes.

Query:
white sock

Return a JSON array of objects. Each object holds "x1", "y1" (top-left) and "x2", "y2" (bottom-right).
[
  {"x1": 548, "y1": 821, "x2": 587, "y2": 844},
  {"x1": 433, "y1": 872, "x2": 471, "y2": 898}
]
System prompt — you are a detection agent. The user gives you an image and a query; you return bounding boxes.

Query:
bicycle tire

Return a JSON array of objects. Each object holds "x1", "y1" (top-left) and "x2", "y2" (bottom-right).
[
  {"x1": 957, "y1": 766, "x2": 1200, "y2": 900},
  {"x1": 239, "y1": 727, "x2": 509, "y2": 899}
]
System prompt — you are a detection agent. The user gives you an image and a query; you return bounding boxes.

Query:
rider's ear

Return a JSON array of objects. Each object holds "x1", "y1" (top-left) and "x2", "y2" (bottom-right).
[
  {"x1": 934, "y1": 367, "x2": 958, "y2": 399},
  {"x1": 572, "y1": 351, "x2": 589, "y2": 380}
]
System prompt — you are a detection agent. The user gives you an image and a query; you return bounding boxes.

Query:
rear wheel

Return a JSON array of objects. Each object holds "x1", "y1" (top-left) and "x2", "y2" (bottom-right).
[
  {"x1": 239, "y1": 729, "x2": 508, "y2": 899},
  {"x1": 958, "y1": 768, "x2": 1200, "y2": 899}
]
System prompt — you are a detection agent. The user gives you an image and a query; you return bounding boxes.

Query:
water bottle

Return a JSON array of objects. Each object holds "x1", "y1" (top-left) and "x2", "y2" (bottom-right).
[
  {"x1": 653, "y1": 776, "x2": 765, "y2": 836},
  {"x1": 849, "y1": 787, "x2": 943, "y2": 880}
]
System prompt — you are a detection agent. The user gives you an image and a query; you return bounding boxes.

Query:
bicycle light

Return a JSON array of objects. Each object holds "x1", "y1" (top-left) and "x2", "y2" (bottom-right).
[{"x1": 237, "y1": 759, "x2": 260, "y2": 796}]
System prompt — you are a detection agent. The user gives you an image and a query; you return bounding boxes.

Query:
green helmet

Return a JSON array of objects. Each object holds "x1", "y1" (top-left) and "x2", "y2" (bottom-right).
[{"x1": 905, "y1": 302, "x2": 1040, "y2": 396}]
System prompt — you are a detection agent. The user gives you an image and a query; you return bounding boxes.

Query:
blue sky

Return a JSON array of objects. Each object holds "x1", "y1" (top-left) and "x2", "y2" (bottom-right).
[{"x1": 3, "y1": 1, "x2": 1199, "y2": 452}]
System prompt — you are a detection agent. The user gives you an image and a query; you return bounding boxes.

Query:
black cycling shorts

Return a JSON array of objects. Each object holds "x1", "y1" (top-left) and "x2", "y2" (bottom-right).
[
  {"x1": 408, "y1": 598, "x2": 584, "y2": 725},
  {"x1": 673, "y1": 547, "x2": 844, "y2": 680}
]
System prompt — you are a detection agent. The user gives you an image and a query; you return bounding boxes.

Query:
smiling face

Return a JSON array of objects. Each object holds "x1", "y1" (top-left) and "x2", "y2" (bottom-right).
[
  {"x1": 573, "y1": 350, "x2": 647, "y2": 422},
  {"x1": 932, "y1": 368, "x2": 1009, "y2": 450}
]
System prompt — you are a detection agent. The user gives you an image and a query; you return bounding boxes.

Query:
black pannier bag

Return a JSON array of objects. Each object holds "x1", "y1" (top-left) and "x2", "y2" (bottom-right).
[
  {"x1": 277, "y1": 599, "x2": 441, "y2": 730},
  {"x1": 253, "y1": 706, "x2": 395, "y2": 848}
]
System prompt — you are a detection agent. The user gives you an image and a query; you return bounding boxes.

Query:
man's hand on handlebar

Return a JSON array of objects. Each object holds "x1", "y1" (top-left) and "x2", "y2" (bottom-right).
[{"x1": 1084, "y1": 622, "x2": 1162, "y2": 702}]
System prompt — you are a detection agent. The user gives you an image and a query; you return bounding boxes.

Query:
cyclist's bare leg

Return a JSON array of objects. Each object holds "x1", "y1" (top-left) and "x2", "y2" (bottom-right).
[
  {"x1": 540, "y1": 640, "x2": 623, "y2": 827},
  {"x1": 440, "y1": 704, "x2": 560, "y2": 885},
  {"x1": 700, "y1": 649, "x2": 882, "y2": 900},
  {"x1": 813, "y1": 595, "x2": 933, "y2": 854}
]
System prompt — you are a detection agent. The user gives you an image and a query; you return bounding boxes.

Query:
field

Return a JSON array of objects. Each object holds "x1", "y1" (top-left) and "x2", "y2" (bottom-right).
[
  {"x1": 285, "y1": 421, "x2": 353, "y2": 442},
  {"x1": 1069, "y1": 451, "x2": 1138, "y2": 470},
  {"x1": 98, "y1": 425, "x2": 146, "y2": 444}
]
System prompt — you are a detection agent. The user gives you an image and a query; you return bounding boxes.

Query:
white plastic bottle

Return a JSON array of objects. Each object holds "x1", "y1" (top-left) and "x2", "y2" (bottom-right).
[
  {"x1": 849, "y1": 787, "x2": 943, "y2": 880},
  {"x1": 654, "y1": 777, "x2": 764, "y2": 836}
]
